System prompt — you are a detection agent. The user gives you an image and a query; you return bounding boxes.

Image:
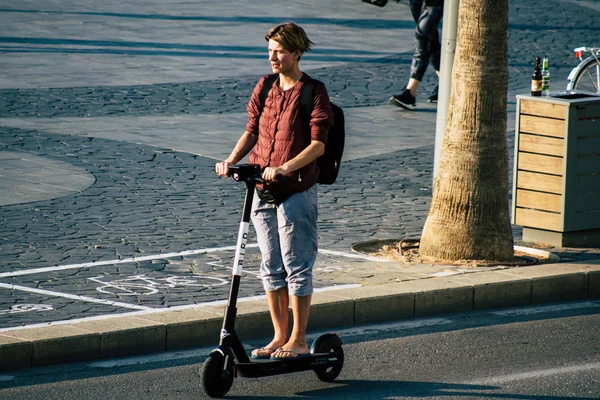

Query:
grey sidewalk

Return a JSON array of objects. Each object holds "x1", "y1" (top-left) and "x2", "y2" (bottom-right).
[{"x1": 1, "y1": 0, "x2": 600, "y2": 372}]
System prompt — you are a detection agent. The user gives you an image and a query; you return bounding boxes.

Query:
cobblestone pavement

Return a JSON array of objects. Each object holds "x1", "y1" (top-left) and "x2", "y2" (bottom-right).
[{"x1": 0, "y1": 0, "x2": 599, "y2": 329}]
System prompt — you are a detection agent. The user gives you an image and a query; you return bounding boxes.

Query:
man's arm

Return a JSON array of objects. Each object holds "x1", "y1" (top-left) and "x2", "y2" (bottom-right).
[
  {"x1": 215, "y1": 131, "x2": 258, "y2": 177},
  {"x1": 261, "y1": 140, "x2": 325, "y2": 183}
]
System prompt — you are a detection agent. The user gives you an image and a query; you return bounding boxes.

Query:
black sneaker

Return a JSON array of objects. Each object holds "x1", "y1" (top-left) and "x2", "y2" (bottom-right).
[
  {"x1": 428, "y1": 85, "x2": 439, "y2": 103},
  {"x1": 389, "y1": 88, "x2": 416, "y2": 110}
]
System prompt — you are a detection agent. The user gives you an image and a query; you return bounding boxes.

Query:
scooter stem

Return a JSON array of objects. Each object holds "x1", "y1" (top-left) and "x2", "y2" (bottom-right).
[
  {"x1": 227, "y1": 178, "x2": 255, "y2": 309},
  {"x1": 220, "y1": 175, "x2": 256, "y2": 350}
]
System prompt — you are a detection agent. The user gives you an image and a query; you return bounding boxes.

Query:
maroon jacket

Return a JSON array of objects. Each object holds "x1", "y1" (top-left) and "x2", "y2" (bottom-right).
[{"x1": 246, "y1": 73, "x2": 334, "y2": 200}]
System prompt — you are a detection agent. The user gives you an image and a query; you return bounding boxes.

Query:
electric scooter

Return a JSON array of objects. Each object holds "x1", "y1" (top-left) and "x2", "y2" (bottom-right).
[{"x1": 201, "y1": 164, "x2": 344, "y2": 398}]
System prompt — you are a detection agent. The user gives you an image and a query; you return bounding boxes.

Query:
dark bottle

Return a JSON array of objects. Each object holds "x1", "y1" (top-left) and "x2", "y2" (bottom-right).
[{"x1": 531, "y1": 57, "x2": 542, "y2": 96}]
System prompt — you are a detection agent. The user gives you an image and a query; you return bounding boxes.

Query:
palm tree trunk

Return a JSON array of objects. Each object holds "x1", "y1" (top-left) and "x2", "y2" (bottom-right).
[{"x1": 419, "y1": 0, "x2": 514, "y2": 261}]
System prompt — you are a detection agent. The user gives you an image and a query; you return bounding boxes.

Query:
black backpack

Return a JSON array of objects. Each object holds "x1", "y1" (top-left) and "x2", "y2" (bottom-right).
[{"x1": 259, "y1": 74, "x2": 345, "y2": 185}]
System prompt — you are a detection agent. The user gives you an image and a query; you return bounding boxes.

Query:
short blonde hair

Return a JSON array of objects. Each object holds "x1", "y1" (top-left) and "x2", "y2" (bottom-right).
[{"x1": 265, "y1": 22, "x2": 314, "y2": 59}]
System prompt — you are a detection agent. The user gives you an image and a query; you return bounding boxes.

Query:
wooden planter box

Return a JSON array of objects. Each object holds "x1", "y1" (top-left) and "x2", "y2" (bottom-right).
[{"x1": 512, "y1": 92, "x2": 600, "y2": 247}]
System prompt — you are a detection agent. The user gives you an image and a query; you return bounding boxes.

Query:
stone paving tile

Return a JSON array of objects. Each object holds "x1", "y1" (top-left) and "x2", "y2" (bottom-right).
[
  {"x1": 0, "y1": 126, "x2": 442, "y2": 272},
  {"x1": 0, "y1": 288, "x2": 126, "y2": 330}
]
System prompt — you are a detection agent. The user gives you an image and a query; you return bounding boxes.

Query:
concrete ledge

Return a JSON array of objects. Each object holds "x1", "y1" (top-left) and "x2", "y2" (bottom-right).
[
  {"x1": 0, "y1": 334, "x2": 32, "y2": 372},
  {"x1": 3, "y1": 325, "x2": 99, "y2": 367},
  {"x1": 140, "y1": 308, "x2": 222, "y2": 350},
  {"x1": 531, "y1": 273, "x2": 588, "y2": 303},
  {"x1": 235, "y1": 300, "x2": 276, "y2": 340},
  {"x1": 589, "y1": 270, "x2": 600, "y2": 298},
  {"x1": 413, "y1": 279, "x2": 473, "y2": 317},
  {"x1": 500, "y1": 263, "x2": 594, "y2": 303},
  {"x1": 327, "y1": 284, "x2": 415, "y2": 325},
  {"x1": 73, "y1": 317, "x2": 166, "y2": 358},
  {"x1": 310, "y1": 293, "x2": 355, "y2": 330},
  {"x1": 449, "y1": 272, "x2": 532, "y2": 310}
]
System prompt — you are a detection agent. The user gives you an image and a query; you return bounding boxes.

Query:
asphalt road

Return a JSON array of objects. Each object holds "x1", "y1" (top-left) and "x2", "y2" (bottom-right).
[{"x1": 1, "y1": 300, "x2": 599, "y2": 399}]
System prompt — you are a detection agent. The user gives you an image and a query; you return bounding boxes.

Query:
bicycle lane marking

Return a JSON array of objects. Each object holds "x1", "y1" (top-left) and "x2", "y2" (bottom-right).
[
  {"x1": 0, "y1": 282, "x2": 152, "y2": 311},
  {"x1": 0, "y1": 246, "x2": 372, "y2": 330},
  {"x1": 0, "y1": 245, "x2": 383, "y2": 278},
  {"x1": 0, "y1": 244, "x2": 259, "y2": 279},
  {"x1": 87, "y1": 274, "x2": 230, "y2": 297}
]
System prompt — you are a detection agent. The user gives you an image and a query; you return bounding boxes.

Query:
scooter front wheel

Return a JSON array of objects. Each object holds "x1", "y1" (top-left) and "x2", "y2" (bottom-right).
[
  {"x1": 311, "y1": 334, "x2": 344, "y2": 382},
  {"x1": 201, "y1": 350, "x2": 235, "y2": 398}
]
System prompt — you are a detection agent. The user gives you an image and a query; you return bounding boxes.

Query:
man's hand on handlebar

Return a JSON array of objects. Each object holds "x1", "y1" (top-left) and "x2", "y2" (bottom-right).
[
  {"x1": 262, "y1": 166, "x2": 287, "y2": 183},
  {"x1": 216, "y1": 162, "x2": 288, "y2": 182},
  {"x1": 215, "y1": 161, "x2": 232, "y2": 178}
]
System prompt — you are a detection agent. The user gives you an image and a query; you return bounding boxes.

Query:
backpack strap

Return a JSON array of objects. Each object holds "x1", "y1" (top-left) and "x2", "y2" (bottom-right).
[
  {"x1": 259, "y1": 74, "x2": 315, "y2": 117},
  {"x1": 259, "y1": 74, "x2": 279, "y2": 110},
  {"x1": 299, "y1": 78, "x2": 315, "y2": 117}
]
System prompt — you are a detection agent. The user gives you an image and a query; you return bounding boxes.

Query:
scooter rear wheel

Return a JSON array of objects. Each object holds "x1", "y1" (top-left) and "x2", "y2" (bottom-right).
[
  {"x1": 312, "y1": 337, "x2": 344, "y2": 382},
  {"x1": 201, "y1": 351, "x2": 235, "y2": 398}
]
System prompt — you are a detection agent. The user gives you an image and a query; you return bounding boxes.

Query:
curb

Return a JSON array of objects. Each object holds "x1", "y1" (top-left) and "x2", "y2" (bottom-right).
[{"x1": 1, "y1": 261, "x2": 599, "y2": 372}]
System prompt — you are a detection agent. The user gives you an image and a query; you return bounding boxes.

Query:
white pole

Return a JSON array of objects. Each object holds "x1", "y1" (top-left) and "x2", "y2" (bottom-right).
[{"x1": 433, "y1": 0, "x2": 460, "y2": 178}]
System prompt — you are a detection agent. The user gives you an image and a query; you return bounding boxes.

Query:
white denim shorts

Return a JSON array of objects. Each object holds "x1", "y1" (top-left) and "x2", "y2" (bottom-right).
[{"x1": 250, "y1": 186, "x2": 318, "y2": 297}]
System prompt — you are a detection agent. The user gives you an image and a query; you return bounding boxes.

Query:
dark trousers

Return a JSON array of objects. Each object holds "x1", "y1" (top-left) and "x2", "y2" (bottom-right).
[{"x1": 409, "y1": 0, "x2": 443, "y2": 82}]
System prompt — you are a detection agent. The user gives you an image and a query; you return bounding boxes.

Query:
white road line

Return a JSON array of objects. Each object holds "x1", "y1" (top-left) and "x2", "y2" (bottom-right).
[
  {"x1": 491, "y1": 301, "x2": 600, "y2": 316},
  {"x1": 88, "y1": 346, "x2": 216, "y2": 368},
  {"x1": 316, "y1": 317, "x2": 454, "y2": 339},
  {"x1": 0, "y1": 284, "x2": 362, "y2": 332},
  {"x1": 0, "y1": 246, "x2": 380, "y2": 279},
  {"x1": 0, "y1": 282, "x2": 152, "y2": 311},
  {"x1": 471, "y1": 362, "x2": 600, "y2": 385}
]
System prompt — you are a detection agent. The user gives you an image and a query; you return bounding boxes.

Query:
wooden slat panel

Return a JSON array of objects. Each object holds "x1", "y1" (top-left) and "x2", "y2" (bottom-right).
[
  {"x1": 520, "y1": 115, "x2": 565, "y2": 137},
  {"x1": 520, "y1": 99, "x2": 566, "y2": 119},
  {"x1": 516, "y1": 171, "x2": 563, "y2": 194},
  {"x1": 515, "y1": 208, "x2": 563, "y2": 231},
  {"x1": 519, "y1": 134, "x2": 564, "y2": 157},
  {"x1": 517, "y1": 152, "x2": 563, "y2": 175},
  {"x1": 516, "y1": 189, "x2": 562, "y2": 213}
]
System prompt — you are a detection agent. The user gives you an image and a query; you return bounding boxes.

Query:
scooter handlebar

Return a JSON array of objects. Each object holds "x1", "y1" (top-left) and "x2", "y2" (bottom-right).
[{"x1": 226, "y1": 164, "x2": 263, "y2": 183}]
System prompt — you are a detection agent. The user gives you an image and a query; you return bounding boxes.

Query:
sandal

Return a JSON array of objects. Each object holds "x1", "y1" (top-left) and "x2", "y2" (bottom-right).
[
  {"x1": 270, "y1": 348, "x2": 310, "y2": 360},
  {"x1": 250, "y1": 346, "x2": 278, "y2": 360}
]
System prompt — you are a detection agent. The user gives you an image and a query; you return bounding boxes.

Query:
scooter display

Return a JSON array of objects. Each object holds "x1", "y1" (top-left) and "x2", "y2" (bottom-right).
[{"x1": 201, "y1": 164, "x2": 344, "y2": 398}]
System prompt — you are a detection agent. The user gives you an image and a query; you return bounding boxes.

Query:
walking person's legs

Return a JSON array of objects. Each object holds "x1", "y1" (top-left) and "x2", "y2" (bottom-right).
[
  {"x1": 390, "y1": 4, "x2": 443, "y2": 109},
  {"x1": 426, "y1": 9, "x2": 442, "y2": 102},
  {"x1": 409, "y1": 0, "x2": 424, "y2": 23}
]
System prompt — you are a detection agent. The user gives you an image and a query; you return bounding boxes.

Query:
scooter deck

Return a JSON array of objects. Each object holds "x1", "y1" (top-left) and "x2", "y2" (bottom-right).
[{"x1": 236, "y1": 352, "x2": 339, "y2": 378}]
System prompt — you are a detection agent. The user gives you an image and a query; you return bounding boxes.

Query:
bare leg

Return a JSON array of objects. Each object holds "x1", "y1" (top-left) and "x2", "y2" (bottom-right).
[
  {"x1": 407, "y1": 78, "x2": 421, "y2": 97},
  {"x1": 407, "y1": 70, "x2": 439, "y2": 97},
  {"x1": 272, "y1": 293, "x2": 312, "y2": 358},
  {"x1": 251, "y1": 287, "x2": 289, "y2": 357}
]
